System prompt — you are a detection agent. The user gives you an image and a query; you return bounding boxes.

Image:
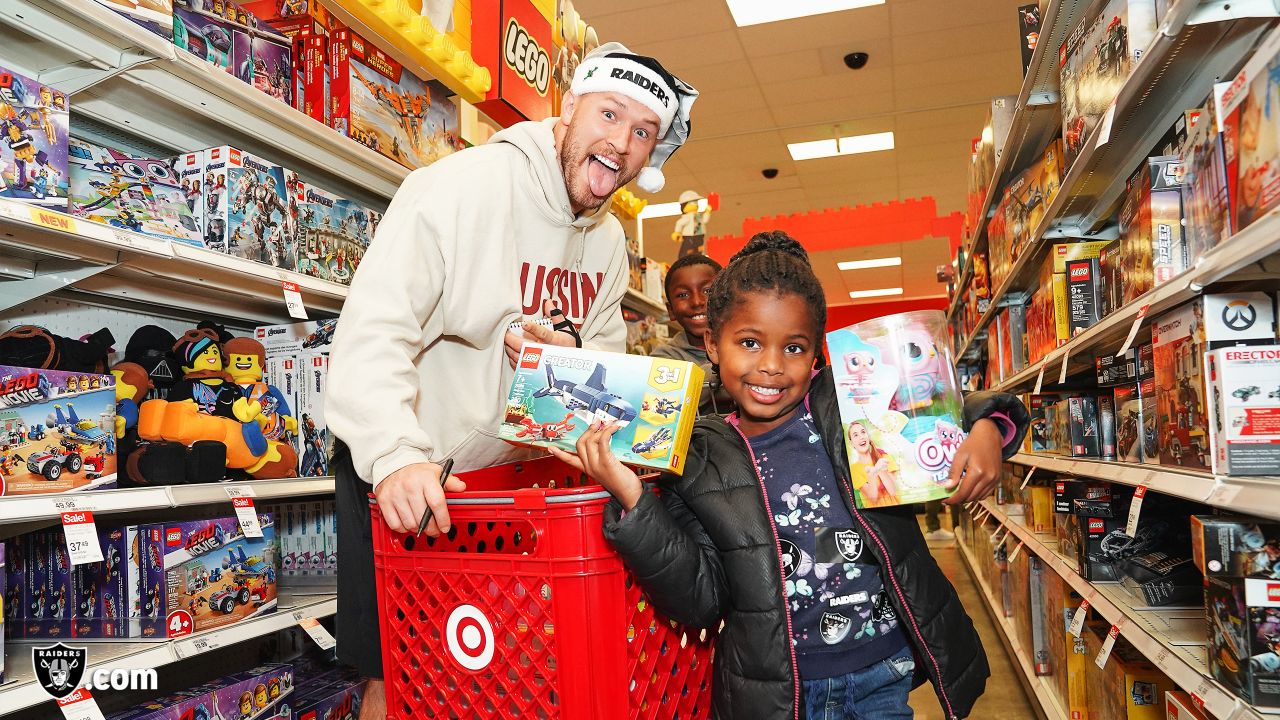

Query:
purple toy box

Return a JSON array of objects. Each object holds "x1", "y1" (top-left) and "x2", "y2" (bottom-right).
[{"x1": 0, "y1": 65, "x2": 70, "y2": 209}]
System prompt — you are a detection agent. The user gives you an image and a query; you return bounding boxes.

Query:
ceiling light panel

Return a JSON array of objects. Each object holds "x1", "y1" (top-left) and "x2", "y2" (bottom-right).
[
  {"x1": 837, "y1": 256, "x2": 901, "y2": 270},
  {"x1": 848, "y1": 287, "x2": 904, "y2": 299},
  {"x1": 725, "y1": 0, "x2": 885, "y2": 27},
  {"x1": 788, "y1": 132, "x2": 894, "y2": 161}
]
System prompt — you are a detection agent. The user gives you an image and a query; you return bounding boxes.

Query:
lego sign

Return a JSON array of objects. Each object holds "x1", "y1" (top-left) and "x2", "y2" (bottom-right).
[{"x1": 474, "y1": 0, "x2": 554, "y2": 126}]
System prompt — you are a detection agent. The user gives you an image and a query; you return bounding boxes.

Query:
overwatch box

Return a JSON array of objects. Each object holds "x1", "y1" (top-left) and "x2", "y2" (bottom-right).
[
  {"x1": 0, "y1": 365, "x2": 117, "y2": 496},
  {"x1": 1206, "y1": 575, "x2": 1280, "y2": 711},
  {"x1": 0, "y1": 65, "x2": 70, "y2": 209},
  {"x1": 1205, "y1": 345, "x2": 1280, "y2": 476},
  {"x1": 1082, "y1": 621, "x2": 1175, "y2": 719},
  {"x1": 500, "y1": 344, "x2": 702, "y2": 474},
  {"x1": 137, "y1": 514, "x2": 279, "y2": 639},
  {"x1": 1191, "y1": 515, "x2": 1280, "y2": 579},
  {"x1": 1218, "y1": 25, "x2": 1280, "y2": 233}
]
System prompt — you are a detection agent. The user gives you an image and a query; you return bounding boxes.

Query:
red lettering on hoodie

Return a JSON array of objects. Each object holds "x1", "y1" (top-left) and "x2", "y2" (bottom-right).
[{"x1": 520, "y1": 262, "x2": 605, "y2": 325}]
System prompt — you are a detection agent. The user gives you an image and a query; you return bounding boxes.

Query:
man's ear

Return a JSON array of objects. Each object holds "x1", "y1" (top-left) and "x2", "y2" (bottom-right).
[{"x1": 560, "y1": 91, "x2": 579, "y2": 126}]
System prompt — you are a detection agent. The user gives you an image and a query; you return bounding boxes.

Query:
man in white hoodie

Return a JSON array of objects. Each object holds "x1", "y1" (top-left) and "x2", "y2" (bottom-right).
[{"x1": 325, "y1": 43, "x2": 697, "y2": 718}]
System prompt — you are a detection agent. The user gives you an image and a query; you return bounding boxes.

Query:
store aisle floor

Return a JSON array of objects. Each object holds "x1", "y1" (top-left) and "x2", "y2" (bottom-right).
[{"x1": 908, "y1": 531, "x2": 1037, "y2": 720}]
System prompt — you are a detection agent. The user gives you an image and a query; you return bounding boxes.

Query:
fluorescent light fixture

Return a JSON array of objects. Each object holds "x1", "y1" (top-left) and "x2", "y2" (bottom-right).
[
  {"x1": 725, "y1": 0, "x2": 885, "y2": 27},
  {"x1": 788, "y1": 132, "x2": 894, "y2": 161},
  {"x1": 848, "y1": 287, "x2": 904, "y2": 299},
  {"x1": 837, "y1": 256, "x2": 901, "y2": 271},
  {"x1": 638, "y1": 198, "x2": 709, "y2": 220}
]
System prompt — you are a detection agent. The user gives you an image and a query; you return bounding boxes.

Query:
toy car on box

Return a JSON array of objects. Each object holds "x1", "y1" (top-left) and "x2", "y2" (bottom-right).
[
  {"x1": 499, "y1": 344, "x2": 702, "y2": 474},
  {"x1": 1205, "y1": 345, "x2": 1280, "y2": 475},
  {"x1": 0, "y1": 64, "x2": 70, "y2": 209},
  {"x1": 0, "y1": 366, "x2": 116, "y2": 496}
]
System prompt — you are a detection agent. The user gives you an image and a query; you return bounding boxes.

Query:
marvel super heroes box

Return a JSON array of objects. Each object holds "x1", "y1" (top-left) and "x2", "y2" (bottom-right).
[
  {"x1": 0, "y1": 365, "x2": 117, "y2": 496},
  {"x1": 500, "y1": 344, "x2": 703, "y2": 474},
  {"x1": 1205, "y1": 345, "x2": 1280, "y2": 476},
  {"x1": 136, "y1": 514, "x2": 279, "y2": 639}
]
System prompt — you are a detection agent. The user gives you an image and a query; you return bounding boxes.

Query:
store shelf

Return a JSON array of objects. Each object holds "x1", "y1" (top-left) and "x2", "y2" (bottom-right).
[
  {"x1": 1008, "y1": 453, "x2": 1280, "y2": 522},
  {"x1": 975, "y1": 500, "x2": 1269, "y2": 720},
  {"x1": 954, "y1": 3, "x2": 1273, "y2": 357},
  {"x1": 0, "y1": 590, "x2": 336, "y2": 713},
  {"x1": 0, "y1": 0, "x2": 406, "y2": 208},
  {"x1": 623, "y1": 287, "x2": 666, "y2": 318},
  {"x1": 0, "y1": 197, "x2": 347, "y2": 323},
  {"x1": 0, "y1": 477, "x2": 335, "y2": 526},
  {"x1": 955, "y1": 539, "x2": 1066, "y2": 720}
]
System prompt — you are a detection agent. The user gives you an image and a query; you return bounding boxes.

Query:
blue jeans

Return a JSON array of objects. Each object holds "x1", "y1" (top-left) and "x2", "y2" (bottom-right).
[{"x1": 802, "y1": 645, "x2": 916, "y2": 720}]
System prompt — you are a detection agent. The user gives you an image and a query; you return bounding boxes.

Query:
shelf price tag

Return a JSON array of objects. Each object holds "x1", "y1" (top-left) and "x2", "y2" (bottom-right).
[
  {"x1": 62, "y1": 510, "x2": 104, "y2": 566},
  {"x1": 1206, "y1": 482, "x2": 1242, "y2": 508},
  {"x1": 281, "y1": 281, "x2": 308, "y2": 320},
  {"x1": 1069, "y1": 600, "x2": 1090, "y2": 638},
  {"x1": 176, "y1": 633, "x2": 222, "y2": 658},
  {"x1": 1057, "y1": 352, "x2": 1070, "y2": 385},
  {"x1": 231, "y1": 497, "x2": 264, "y2": 538},
  {"x1": 1033, "y1": 365, "x2": 1045, "y2": 394},
  {"x1": 294, "y1": 611, "x2": 337, "y2": 650},
  {"x1": 1095, "y1": 102, "x2": 1117, "y2": 148},
  {"x1": 1008, "y1": 540, "x2": 1025, "y2": 561},
  {"x1": 57, "y1": 688, "x2": 107, "y2": 720},
  {"x1": 1094, "y1": 623, "x2": 1121, "y2": 668},
  {"x1": 1125, "y1": 486, "x2": 1148, "y2": 538},
  {"x1": 1020, "y1": 466, "x2": 1038, "y2": 490},
  {"x1": 1117, "y1": 304, "x2": 1150, "y2": 357}
]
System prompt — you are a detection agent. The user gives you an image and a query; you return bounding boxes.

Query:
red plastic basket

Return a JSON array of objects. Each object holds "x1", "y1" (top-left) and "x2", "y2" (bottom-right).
[{"x1": 371, "y1": 457, "x2": 717, "y2": 719}]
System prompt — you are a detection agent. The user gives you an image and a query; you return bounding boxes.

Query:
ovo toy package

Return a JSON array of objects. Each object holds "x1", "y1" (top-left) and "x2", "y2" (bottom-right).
[
  {"x1": 499, "y1": 344, "x2": 702, "y2": 474},
  {"x1": 826, "y1": 310, "x2": 966, "y2": 508}
]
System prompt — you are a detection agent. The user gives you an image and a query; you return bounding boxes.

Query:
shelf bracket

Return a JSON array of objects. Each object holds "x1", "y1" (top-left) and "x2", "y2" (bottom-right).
[
  {"x1": 1187, "y1": 0, "x2": 1280, "y2": 25},
  {"x1": 0, "y1": 259, "x2": 117, "y2": 313},
  {"x1": 38, "y1": 51, "x2": 159, "y2": 96}
]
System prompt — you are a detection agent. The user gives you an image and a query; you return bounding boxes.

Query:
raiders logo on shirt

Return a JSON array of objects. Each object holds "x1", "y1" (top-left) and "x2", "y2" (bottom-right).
[
  {"x1": 779, "y1": 539, "x2": 800, "y2": 579},
  {"x1": 835, "y1": 529, "x2": 863, "y2": 561},
  {"x1": 820, "y1": 612, "x2": 854, "y2": 645},
  {"x1": 816, "y1": 527, "x2": 865, "y2": 563},
  {"x1": 873, "y1": 592, "x2": 898, "y2": 623}
]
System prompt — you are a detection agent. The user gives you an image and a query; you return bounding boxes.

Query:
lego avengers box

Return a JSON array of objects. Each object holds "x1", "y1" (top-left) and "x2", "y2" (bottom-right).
[
  {"x1": 293, "y1": 181, "x2": 376, "y2": 284},
  {"x1": 0, "y1": 65, "x2": 69, "y2": 209},
  {"x1": 207, "y1": 146, "x2": 295, "y2": 269},
  {"x1": 137, "y1": 514, "x2": 278, "y2": 638},
  {"x1": 0, "y1": 366, "x2": 116, "y2": 496},
  {"x1": 330, "y1": 28, "x2": 460, "y2": 169},
  {"x1": 500, "y1": 344, "x2": 702, "y2": 474}
]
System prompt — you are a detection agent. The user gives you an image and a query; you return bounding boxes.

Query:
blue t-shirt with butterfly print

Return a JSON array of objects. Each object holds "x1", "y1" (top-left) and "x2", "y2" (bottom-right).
[{"x1": 747, "y1": 408, "x2": 909, "y2": 680}]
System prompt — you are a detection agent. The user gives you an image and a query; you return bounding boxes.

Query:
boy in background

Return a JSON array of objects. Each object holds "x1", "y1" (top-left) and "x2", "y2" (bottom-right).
[{"x1": 651, "y1": 253, "x2": 733, "y2": 414}]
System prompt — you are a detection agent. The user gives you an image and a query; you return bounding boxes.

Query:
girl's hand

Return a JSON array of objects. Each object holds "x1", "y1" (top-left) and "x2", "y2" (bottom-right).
[
  {"x1": 942, "y1": 418, "x2": 1003, "y2": 505},
  {"x1": 548, "y1": 421, "x2": 645, "y2": 510}
]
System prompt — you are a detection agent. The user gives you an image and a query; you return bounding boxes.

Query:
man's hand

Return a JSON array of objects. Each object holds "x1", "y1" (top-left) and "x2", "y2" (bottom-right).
[
  {"x1": 548, "y1": 421, "x2": 645, "y2": 510},
  {"x1": 942, "y1": 418, "x2": 1004, "y2": 505},
  {"x1": 374, "y1": 461, "x2": 468, "y2": 536},
  {"x1": 503, "y1": 300, "x2": 579, "y2": 368}
]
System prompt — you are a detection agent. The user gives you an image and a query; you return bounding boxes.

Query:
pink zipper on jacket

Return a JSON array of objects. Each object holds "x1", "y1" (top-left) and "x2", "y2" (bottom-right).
[{"x1": 726, "y1": 415, "x2": 802, "y2": 720}]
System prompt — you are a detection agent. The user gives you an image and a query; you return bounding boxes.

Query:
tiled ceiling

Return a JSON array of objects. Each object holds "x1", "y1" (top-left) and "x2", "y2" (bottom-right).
[
  {"x1": 809, "y1": 237, "x2": 953, "y2": 307},
  {"x1": 574, "y1": 0, "x2": 1030, "y2": 293}
]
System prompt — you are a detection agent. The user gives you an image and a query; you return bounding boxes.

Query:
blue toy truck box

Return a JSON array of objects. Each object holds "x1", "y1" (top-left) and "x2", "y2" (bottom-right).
[
  {"x1": 0, "y1": 365, "x2": 117, "y2": 496},
  {"x1": 73, "y1": 524, "x2": 139, "y2": 638},
  {"x1": 137, "y1": 514, "x2": 279, "y2": 638},
  {"x1": 499, "y1": 344, "x2": 703, "y2": 474}
]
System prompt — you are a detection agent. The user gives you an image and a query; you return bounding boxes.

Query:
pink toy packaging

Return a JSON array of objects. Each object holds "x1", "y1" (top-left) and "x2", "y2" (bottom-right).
[{"x1": 826, "y1": 310, "x2": 967, "y2": 508}]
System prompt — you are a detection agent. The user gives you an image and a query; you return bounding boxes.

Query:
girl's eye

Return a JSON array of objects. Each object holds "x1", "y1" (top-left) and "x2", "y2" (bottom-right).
[
  {"x1": 786, "y1": 344, "x2": 806, "y2": 355},
  {"x1": 740, "y1": 339, "x2": 760, "y2": 349}
]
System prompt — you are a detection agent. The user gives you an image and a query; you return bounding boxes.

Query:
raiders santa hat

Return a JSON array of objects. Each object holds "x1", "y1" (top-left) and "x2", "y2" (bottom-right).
[{"x1": 570, "y1": 42, "x2": 698, "y2": 193}]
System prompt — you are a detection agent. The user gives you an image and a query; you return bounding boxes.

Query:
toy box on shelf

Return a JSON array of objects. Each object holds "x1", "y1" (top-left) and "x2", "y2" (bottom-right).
[
  {"x1": 1008, "y1": 139, "x2": 1066, "y2": 261},
  {"x1": 0, "y1": 65, "x2": 69, "y2": 209},
  {"x1": 1218, "y1": 25, "x2": 1280, "y2": 234},
  {"x1": 967, "y1": 96, "x2": 1016, "y2": 225},
  {"x1": 172, "y1": 0, "x2": 237, "y2": 74},
  {"x1": 330, "y1": 28, "x2": 461, "y2": 170},
  {"x1": 172, "y1": 150, "x2": 206, "y2": 245},
  {"x1": 272, "y1": 499, "x2": 337, "y2": 581},
  {"x1": 0, "y1": 366, "x2": 116, "y2": 496},
  {"x1": 172, "y1": 0, "x2": 293, "y2": 106},
  {"x1": 204, "y1": 146, "x2": 296, "y2": 269},
  {"x1": 500, "y1": 343, "x2": 702, "y2": 473},
  {"x1": 1206, "y1": 575, "x2": 1280, "y2": 712},
  {"x1": 1116, "y1": 156, "x2": 1185, "y2": 309},
  {"x1": 293, "y1": 181, "x2": 377, "y2": 284},
  {"x1": 1059, "y1": 0, "x2": 1158, "y2": 168},
  {"x1": 68, "y1": 139, "x2": 203, "y2": 247},
  {"x1": 0, "y1": 542, "x2": 4, "y2": 682},
  {"x1": 827, "y1": 311, "x2": 966, "y2": 508},
  {"x1": 1165, "y1": 691, "x2": 1211, "y2": 720},
  {"x1": 1051, "y1": 240, "x2": 1111, "y2": 341},
  {"x1": 97, "y1": 0, "x2": 174, "y2": 39},
  {"x1": 137, "y1": 514, "x2": 279, "y2": 639},
  {"x1": 1192, "y1": 515, "x2": 1280, "y2": 580},
  {"x1": 1205, "y1": 344, "x2": 1280, "y2": 476},
  {"x1": 257, "y1": 319, "x2": 335, "y2": 476},
  {"x1": 1082, "y1": 620, "x2": 1175, "y2": 719},
  {"x1": 1183, "y1": 97, "x2": 1231, "y2": 264}
]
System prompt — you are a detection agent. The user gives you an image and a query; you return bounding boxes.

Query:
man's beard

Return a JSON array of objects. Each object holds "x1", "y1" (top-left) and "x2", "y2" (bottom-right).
[{"x1": 559, "y1": 126, "x2": 638, "y2": 213}]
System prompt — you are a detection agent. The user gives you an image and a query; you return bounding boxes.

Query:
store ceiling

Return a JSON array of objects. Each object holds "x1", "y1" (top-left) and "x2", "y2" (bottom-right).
[{"x1": 575, "y1": 0, "x2": 1030, "y2": 276}]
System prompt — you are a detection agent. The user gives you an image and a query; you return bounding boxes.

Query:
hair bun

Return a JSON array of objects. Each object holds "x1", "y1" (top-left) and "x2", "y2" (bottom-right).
[{"x1": 731, "y1": 231, "x2": 811, "y2": 266}]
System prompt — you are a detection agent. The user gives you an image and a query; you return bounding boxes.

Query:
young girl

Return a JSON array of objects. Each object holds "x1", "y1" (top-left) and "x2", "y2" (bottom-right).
[
  {"x1": 846, "y1": 421, "x2": 900, "y2": 506},
  {"x1": 550, "y1": 232, "x2": 1028, "y2": 720}
]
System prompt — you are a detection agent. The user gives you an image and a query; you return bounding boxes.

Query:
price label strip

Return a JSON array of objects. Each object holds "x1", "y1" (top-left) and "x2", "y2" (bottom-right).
[
  {"x1": 1069, "y1": 600, "x2": 1090, "y2": 638},
  {"x1": 1020, "y1": 466, "x2": 1038, "y2": 490},
  {"x1": 1057, "y1": 351, "x2": 1070, "y2": 385},
  {"x1": 1117, "y1": 304, "x2": 1150, "y2": 357},
  {"x1": 177, "y1": 633, "x2": 222, "y2": 658},
  {"x1": 294, "y1": 611, "x2": 337, "y2": 650},
  {"x1": 1206, "y1": 482, "x2": 1243, "y2": 508},
  {"x1": 232, "y1": 497, "x2": 264, "y2": 538},
  {"x1": 282, "y1": 280, "x2": 308, "y2": 320},
  {"x1": 1033, "y1": 365, "x2": 1045, "y2": 394},
  {"x1": 1125, "y1": 485, "x2": 1148, "y2": 538},
  {"x1": 62, "y1": 510, "x2": 104, "y2": 566},
  {"x1": 57, "y1": 689, "x2": 107, "y2": 720},
  {"x1": 1095, "y1": 623, "x2": 1121, "y2": 668},
  {"x1": 1008, "y1": 540, "x2": 1025, "y2": 561}
]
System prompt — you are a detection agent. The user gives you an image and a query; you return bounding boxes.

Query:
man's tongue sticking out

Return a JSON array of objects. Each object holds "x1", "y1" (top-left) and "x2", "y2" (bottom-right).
[{"x1": 588, "y1": 155, "x2": 618, "y2": 198}]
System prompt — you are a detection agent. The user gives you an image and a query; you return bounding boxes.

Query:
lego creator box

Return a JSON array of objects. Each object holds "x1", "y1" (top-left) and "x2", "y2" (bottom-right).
[
  {"x1": 1151, "y1": 303, "x2": 1211, "y2": 470},
  {"x1": 1206, "y1": 576, "x2": 1280, "y2": 711},
  {"x1": 1059, "y1": 0, "x2": 1157, "y2": 168},
  {"x1": 217, "y1": 147, "x2": 295, "y2": 269},
  {"x1": 1192, "y1": 515, "x2": 1280, "y2": 579},
  {"x1": 137, "y1": 514, "x2": 279, "y2": 638},
  {"x1": 1082, "y1": 621, "x2": 1174, "y2": 720},
  {"x1": 500, "y1": 344, "x2": 702, "y2": 474},
  {"x1": 1205, "y1": 345, "x2": 1280, "y2": 475},
  {"x1": 0, "y1": 66, "x2": 70, "y2": 209},
  {"x1": 330, "y1": 28, "x2": 461, "y2": 170},
  {"x1": 1219, "y1": 25, "x2": 1280, "y2": 233},
  {"x1": 0, "y1": 366, "x2": 117, "y2": 495}
]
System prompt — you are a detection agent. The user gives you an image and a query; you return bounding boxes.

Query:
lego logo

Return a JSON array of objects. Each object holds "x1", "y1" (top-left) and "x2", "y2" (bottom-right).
[
  {"x1": 284, "y1": 360, "x2": 293, "y2": 369},
  {"x1": 519, "y1": 348, "x2": 543, "y2": 369},
  {"x1": 1270, "y1": 584, "x2": 1280, "y2": 602},
  {"x1": 255, "y1": 329, "x2": 265, "y2": 338},
  {"x1": 166, "y1": 529, "x2": 182, "y2": 545},
  {"x1": 1088, "y1": 519, "x2": 1105, "y2": 532},
  {"x1": 1056, "y1": 482, "x2": 1065, "y2": 492},
  {"x1": 1069, "y1": 264, "x2": 1090, "y2": 280},
  {"x1": 313, "y1": 357, "x2": 324, "y2": 367}
]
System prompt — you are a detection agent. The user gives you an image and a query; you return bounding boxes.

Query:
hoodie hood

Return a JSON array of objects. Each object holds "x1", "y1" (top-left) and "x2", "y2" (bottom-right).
[{"x1": 489, "y1": 118, "x2": 615, "y2": 229}]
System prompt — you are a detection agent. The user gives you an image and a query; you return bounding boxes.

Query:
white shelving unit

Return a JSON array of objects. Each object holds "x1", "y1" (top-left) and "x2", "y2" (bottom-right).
[
  {"x1": 0, "y1": 591, "x2": 336, "y2": 713},
  {"x1": 973, "y1": 500, "x2": 1270, "y2": 720}
]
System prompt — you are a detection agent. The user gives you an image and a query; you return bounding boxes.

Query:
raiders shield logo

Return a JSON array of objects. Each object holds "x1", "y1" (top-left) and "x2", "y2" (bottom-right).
[
  {"x1": 33, "y1": 642, "x2": 87, "y2": 699},
  {"x1": 873, "y1": 593, "x2": 898, "y2": 623},
  {"x1": 835, "y1": 529, "x2": 863, "y2": 561},
  {"x1": 820, "y1": 612, "x2": 854, "y2": 645},
  {"x1": 779, "y1": 539, "x2": 800, "y2": 579}
]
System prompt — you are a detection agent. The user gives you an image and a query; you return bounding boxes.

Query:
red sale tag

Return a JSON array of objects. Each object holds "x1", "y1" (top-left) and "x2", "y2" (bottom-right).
[
  {"x1": 1117, "y1": 304, "x2": 1150, "y2": 357},
  {"x1": 232, "y1": 496, "x2": 264, "y2": 538},
  {"x1": 1095, "y1": 624, "x2": 1121, "y2": 668},
  {"x1": 1125, "y1": 486, "x2": 1148, "y2": 538},
  {"x1": 62, "y1": 510, "x2": 104, "y2": 565},
  {"x1": 1069, "y1": 600, "x2": 1090, "y2": 638},
  {"x1": 58, "y1": 688, "x2": 107, "y2": 720},
  {"x1": 281, "y1": 280, "x2": 308, "y2": 319}
]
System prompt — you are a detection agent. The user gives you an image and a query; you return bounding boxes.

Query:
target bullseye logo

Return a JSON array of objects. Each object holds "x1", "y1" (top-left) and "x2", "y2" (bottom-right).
[{"x1": 446, "y1": 604, "x2": 495, "y2": 671}]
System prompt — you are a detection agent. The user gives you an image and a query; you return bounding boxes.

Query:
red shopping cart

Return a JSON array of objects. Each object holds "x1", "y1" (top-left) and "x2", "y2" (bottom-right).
[{"x1": 371, "y1": 456, "x2": 717, "y2": 719}]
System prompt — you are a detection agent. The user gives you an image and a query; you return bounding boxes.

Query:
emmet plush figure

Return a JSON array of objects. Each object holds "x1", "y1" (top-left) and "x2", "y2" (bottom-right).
[{"x1": 224, "y1": 337, "x2": 298, "y2": 441}]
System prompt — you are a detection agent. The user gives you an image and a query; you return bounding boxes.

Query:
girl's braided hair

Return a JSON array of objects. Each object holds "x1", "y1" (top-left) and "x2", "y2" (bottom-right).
[{"x1": 705, "y1": 230, "x2": 827, "y2": 339}]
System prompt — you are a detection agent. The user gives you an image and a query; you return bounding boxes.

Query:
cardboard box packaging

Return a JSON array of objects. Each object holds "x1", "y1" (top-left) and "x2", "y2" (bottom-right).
[
  {"x1": 1191, "y1": 515, "x2": 1280, "y2": 579},
  {"x1": 1218, "y1": 25, "x2": 1280, "y2": 234},
  {"x1": 1083, "y1": 620, "x2": 1175, "y2": 719},
  {"x1": 1118, "y1": 156, "x2": 1186, "y2": 306},
  {"x1": 1205, "y1": 345, "x2": 1280, "y2": 475},
  {"x1": 1165, "y1": 690, "x2": 1210, "y2": 719},
  {"x1": 1206, "y1": 576, "x2": 1280, "y2": 711}
]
